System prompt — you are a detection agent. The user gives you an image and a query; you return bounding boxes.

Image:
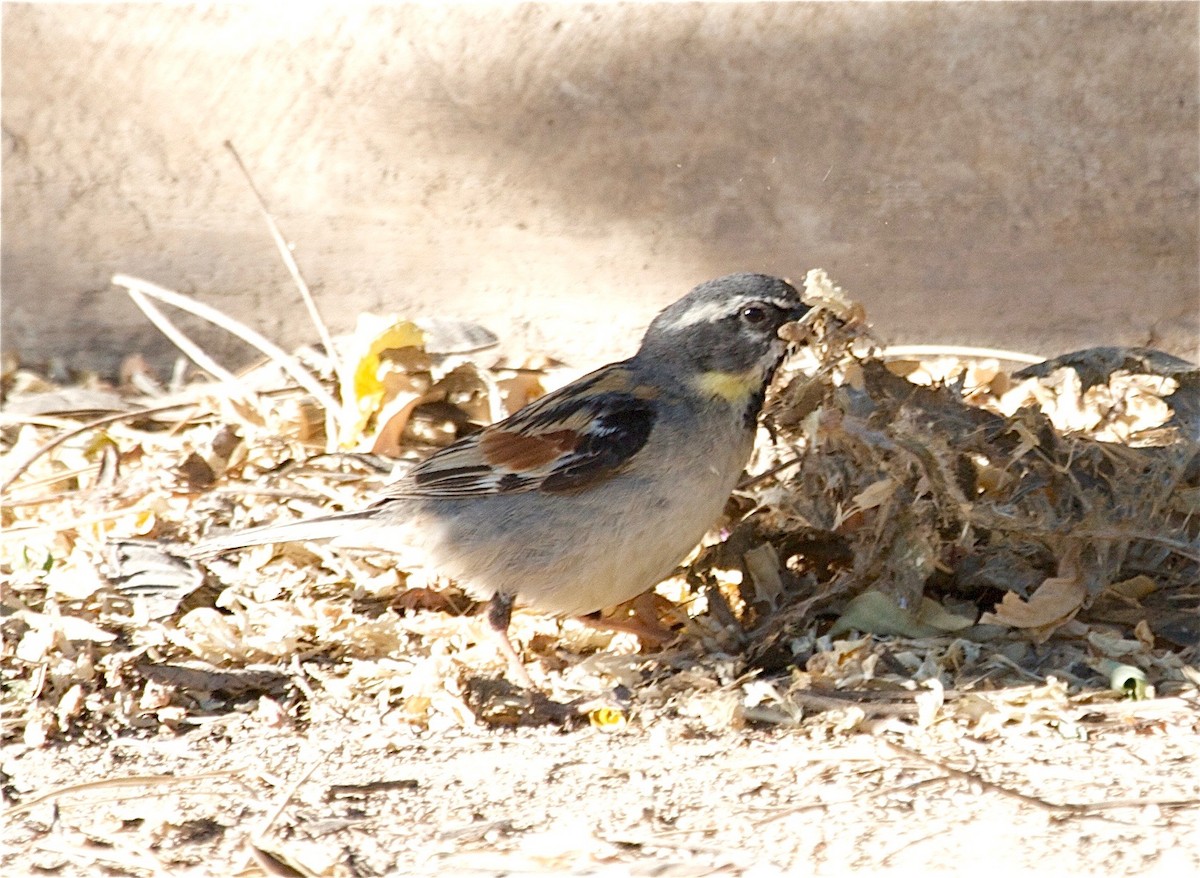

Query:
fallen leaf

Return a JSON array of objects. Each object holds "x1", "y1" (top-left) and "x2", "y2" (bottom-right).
[
  {"x1": 16, "y1": 610, "x2": 118, "y2": 647},
  {"x1": 980, "y1": 565, "x2": 1086, "y2": 636},
  {"x1": 849, "y1": 477, "x2": 896, "y2": 512},
  {"x1": 828, "y1": 591, "x2": 972, "y2": 639},
  {"x1": 1105, "y1": 575, "x2": 1158, "y2": 602},
  {"x1": 743, "y1": 543, "x2": 785, "y2": 608},
  {"x1": 337, "y1": 315, "x2": 426, "y2": 448}
]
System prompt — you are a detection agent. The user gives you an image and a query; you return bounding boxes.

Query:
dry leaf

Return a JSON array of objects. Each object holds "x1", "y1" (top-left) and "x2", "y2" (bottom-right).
[
  {"x1": 979, "y1": 565, "x2": 1086, "y2": 637},
  {"x1": 16, "y1": 610, "x2": 118, "y2": 648},
  {"x1": 1105, "y1": 575, "x2": 1158, "y2": 602},
  {"x1": 337, "y1": 314, "x2": 426, "y2": 448},
  {"x1": 371, "y1": 390, "x2": 438, "y2": 457},
  {"x1": 743, "y1": 543, "x2": 785, "y2": 608},
  {"x1": 829, "y1": 591, "x2": 973, "y2": 639},
  {"x1": 849, "y1": 477, "x2": 896, "y2": 512},
  {"x1": 802, "y1": 268, "x2": 866, "y2": 326}
]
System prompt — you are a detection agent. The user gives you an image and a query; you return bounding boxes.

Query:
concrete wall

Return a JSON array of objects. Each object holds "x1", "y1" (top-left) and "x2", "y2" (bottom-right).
[{"x1": 3, "y1": 2, "x2": 1197, "y2": 377}]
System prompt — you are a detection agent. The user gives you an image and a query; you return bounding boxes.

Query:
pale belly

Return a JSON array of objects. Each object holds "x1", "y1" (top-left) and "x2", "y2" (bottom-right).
[{"x1": 413, "y1": 424, "x2": 752, "y2": 617}]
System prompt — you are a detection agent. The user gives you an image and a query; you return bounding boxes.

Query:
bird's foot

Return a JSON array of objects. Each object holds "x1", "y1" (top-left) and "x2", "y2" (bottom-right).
[{"x1": 485, "y1": 592, "x2": 536, "y2": 688}]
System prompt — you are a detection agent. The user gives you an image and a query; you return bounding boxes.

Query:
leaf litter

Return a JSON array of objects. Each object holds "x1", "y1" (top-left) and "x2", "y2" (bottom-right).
[{"x1": 2, "y1": 268, "x2": 1199, "y2": 876}]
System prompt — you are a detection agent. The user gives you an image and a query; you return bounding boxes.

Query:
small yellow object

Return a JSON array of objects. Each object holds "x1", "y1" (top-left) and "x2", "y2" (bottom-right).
[
  {"x1": 588, "y1": 707, "x2": 627, "y2": 732},
  {"x1": 84, "y1": 508, "x2": 157, "y2": 543},
  {"x1": 337, "y1": 316, "x2": 426, "y2": 448}
]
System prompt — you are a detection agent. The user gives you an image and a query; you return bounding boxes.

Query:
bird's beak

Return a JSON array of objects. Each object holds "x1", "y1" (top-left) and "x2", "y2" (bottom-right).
[{"x1": 777, "y1": 304, "x2": 816, "y2": 345}]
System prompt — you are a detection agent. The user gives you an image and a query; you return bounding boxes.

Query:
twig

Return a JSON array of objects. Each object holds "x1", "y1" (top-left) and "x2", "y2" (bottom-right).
[
  {"x1": 885, "y1": 741, "x2": 1200, "y2": 815},
  {"x1": 0, "y1": 503, "x2": 162, "y2": 539},
  {"x1": 738, "y1": 453, "x2": 805, "y2": 490},
  {"x1": 326, "y1": 779, "x2": 420, "y2": 797},
  {"x1": 886, "y1": 741, "x2": 1068, "y2": 813},
  {"x1": 224, "y1": 140, "x2": 342, "y2": 385},
  {"x1": 225, "y1": 136, "x2": 343, "y2": 458},
  {"x1": 287, "y1": 655, "x2": 344, "y2": 720},
  {"x1": 245, "y1": 750, "x2": 330, "y2": 866},
  {"x1": 124, "y1": 283, "x2": 243, "y2": 386},
  {"x1": 0, "y1": 466, "x2": 102, "y2": 503},
  {"x1": 0, "y1": 401, "x2": 198, "y2": 495},
  {"x1": 2, "y1": 769, "x2": 249, "y2": 818},
  {"x1": 876, "y1": 823, "x2": 957, "y2": 868},
  {"x1": 881, "y1": 344, "x2": 1044, "y2": 365},
  {"x1": 752, "y1": 776, "x2": 950, "y2": 827},
  {"x1": 787, "y1": 690, "x2": 920, "y2": 717},
  {"x1": 25, "y1": 838, "x2": 172, "y2": 878},
  {"x1": 113, "y1": 275, "x2": 339, "y2": 421},
  {"x1": 241, "y1": 752, "x2": 332, "y2": 878},
  {"x1": 1070, "y1": 695, "x2": 1198, "y2": 718}
]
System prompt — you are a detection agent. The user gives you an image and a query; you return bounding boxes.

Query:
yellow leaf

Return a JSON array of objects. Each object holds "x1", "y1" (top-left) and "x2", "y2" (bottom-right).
[
  {"x1": 337, "y1": 316, "x2": 426, "y2": 448},
  {"x1": 1105, "y1": 575, "x2": 1158, "y2": 602}
]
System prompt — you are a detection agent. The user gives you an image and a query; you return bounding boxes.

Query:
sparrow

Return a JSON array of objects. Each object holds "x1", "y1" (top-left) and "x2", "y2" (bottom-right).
[{"x1": 192, "y1": 273, "x2": 810, "y2": 684}]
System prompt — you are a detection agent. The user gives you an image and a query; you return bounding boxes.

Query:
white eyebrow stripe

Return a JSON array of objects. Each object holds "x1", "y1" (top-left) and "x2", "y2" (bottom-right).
[
  {"x1": 654, "y1": 300, "x2": 734, "y2": 331},
  {"x1": 655, "y1": 296, "x2": 797, "y2": 332}
]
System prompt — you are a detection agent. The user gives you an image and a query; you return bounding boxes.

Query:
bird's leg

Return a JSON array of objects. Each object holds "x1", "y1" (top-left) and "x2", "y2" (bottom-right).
[{"x1": 485, "y1": 592, "x2": 535, "y2": 688}]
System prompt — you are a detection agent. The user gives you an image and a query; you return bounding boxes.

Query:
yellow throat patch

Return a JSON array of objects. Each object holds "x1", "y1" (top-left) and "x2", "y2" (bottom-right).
[{"x1": 692, "y1": 368, "x2": 761, "y2": 402}]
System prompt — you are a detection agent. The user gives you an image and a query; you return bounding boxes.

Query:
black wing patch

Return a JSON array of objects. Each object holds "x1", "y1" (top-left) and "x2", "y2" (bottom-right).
[{"x1": 537, "y1": 393, "x2": 656, "y2": 493}]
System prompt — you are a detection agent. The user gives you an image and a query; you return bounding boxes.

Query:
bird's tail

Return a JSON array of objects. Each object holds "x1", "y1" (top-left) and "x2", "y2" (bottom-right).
[{"x1": 187, "y1": 510, "x2": 376, "y2": 559}]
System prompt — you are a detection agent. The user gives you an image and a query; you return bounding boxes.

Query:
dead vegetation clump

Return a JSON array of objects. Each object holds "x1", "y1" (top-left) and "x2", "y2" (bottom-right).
[{"x1": 688, "y1": 272, "x2": 1199, "y2": 739}]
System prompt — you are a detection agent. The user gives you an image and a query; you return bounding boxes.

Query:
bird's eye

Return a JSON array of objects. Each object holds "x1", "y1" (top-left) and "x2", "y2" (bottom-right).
[{"x1": 741, "y1": 305, "x2": 769, "y2": 325}]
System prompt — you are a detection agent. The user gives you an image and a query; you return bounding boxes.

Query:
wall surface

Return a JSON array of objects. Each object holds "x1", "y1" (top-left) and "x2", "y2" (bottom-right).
[{"x1": 3, "y1": 2, "x2": 1198, "y2": 376}]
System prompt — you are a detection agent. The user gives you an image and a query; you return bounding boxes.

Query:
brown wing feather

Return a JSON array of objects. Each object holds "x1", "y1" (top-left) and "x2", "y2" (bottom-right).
[
  {"x1": 373, "y1": 362, "x2": 657, "y2": 501},
  {"x1": 478, "y1": 427, "x2": 580, "y2": 470}
]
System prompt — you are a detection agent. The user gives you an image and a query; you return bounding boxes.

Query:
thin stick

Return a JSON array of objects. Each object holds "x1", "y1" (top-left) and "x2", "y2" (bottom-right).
[
  {"x1": 1, "y1": 465, "x2": 101, "y2": 501},
  {"x1": 738, "y1": 453, "x2": 804, "y2": 490},
  {"x1": 751, "y1": 777, "x2": 950, "y2": 827},
  {"x1": 244, "y1": 750, "x2": 330, "y2": 874},
  {"x1": 113, "y1": 275, "x2": 339, "y2": 417},
  {"x1": 886, "y1": 741, "x2": 1200, "y2": 815},
  {"x1": 0, "y1": 503, "x2": 162, "y2": 539},
  {"x1": 2, "y1": 769, "x2": 247, "y2": 818},
  {"x1": 0, "y1": 401, "x2": 197, "y2": 495},
  {"x1": 786, "y1": 691, "x2": 919, "y2": 717},
  {"x1": 25, "y1": 838, "x2": 173, "y2": 878},
  {"x1": 223, "y1": 140, "x2": 342, "y2": 384},
  {"x1": 881, "y1": 344, "x2": 1044, "y2": 365},
  {"x1": 125, "y1": 284, "x2": 243, "y2": 386}
]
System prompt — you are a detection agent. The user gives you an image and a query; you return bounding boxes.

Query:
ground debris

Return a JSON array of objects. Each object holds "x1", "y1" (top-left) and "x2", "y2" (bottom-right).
[
  {"x1": 3, "y1": 274, "x2": 1198, "y2": 746},
  {"x1": 3, "y1": 274, "x2": 1199, "y2": 875}
]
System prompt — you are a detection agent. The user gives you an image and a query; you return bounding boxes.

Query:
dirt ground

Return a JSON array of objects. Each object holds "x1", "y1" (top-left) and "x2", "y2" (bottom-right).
[
  {"x1": 3, "y1": 274, "x2": 1198, "y2": 876},
  {"x1": 3, "y1": 662, "x2": 1199, "y2": 877}
]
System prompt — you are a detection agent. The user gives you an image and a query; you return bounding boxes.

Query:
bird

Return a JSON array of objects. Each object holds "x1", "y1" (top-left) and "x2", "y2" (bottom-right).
[{"x1": 192, "y1": 273, "x2": 810, "y2": 685}]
